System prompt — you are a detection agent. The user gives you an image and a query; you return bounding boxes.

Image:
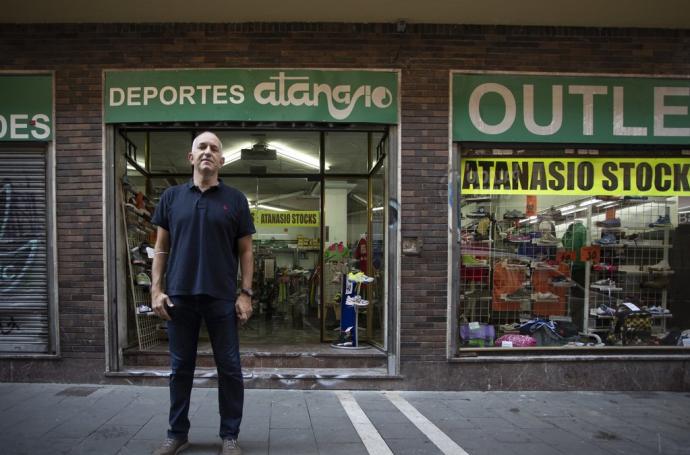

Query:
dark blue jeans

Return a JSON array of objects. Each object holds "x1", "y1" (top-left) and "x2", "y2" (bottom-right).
[{"x1": 166, "y1": 295, "x2": 243, "y2": 440}]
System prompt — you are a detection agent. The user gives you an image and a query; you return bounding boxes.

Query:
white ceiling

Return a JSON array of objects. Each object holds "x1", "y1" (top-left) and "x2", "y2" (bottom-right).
[{"x1": 3, "y1": 0, "x2": 689, "y2": 29}]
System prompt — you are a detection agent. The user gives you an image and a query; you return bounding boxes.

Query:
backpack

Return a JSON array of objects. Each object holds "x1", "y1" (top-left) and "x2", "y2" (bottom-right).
[{"x1": 561, "y1": 221, "x2": 587, "y2": 267}]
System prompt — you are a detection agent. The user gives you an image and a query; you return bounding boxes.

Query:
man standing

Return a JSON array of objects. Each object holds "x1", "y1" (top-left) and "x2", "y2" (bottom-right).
[{"x1": 150, "y1": 131, "x2": 255, "y2": 455}]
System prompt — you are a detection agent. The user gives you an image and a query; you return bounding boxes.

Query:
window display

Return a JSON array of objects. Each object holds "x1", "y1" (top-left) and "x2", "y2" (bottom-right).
[{"x1": 456, "y1": 150, "x2": 690, "y2": 350}]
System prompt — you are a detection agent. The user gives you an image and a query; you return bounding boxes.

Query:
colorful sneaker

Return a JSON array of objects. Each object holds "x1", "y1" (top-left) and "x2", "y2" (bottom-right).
[
  {"x1": 461, "y1": 255, "x2": 488, "y2": 267},
  {"x1": 507, "y1": 232, "x2": 531, "y2": 243},
  {"x1": 503, "y1": 209, "x2": 526, "y2": 219},
  {"x1": 136, "y1": 304, "x2": 152, "y2": 314},
  {"x1": 596, "y1": 218, "x2": 621, "y2": 228},
  {"x1": 531, "y1": 292, "x2": 558, "y2": 300},
  {"x1": 649, "y1": 215, "x2": 672, "y2": 228},
  {"x1": 347, "y1": 272, "x2": 374, "y2": 283},
  {"x1": 136, "y1": 272, "x2": 151, "y2": 287},
  {"x1": 468, "y1": 206, "x2": 490, "y2": 218},
  {"x1": 595, "y1": 232, "x2": 618, "y2": 245},
  {"x1": 590, "y1": 278, "x2": 622, "y2": 291},
  {"x1": 593, "y1": 263, "x2": 618, "y2": 272},
  {"x1": 648, "y1": 259, "x2": 673, "y2": 272},
  {"x1": 551, "y1": 276, "x2": 575, "y2": 287},
  {"x1": 506, "y1": 287, "x2": 531, "y2": 300},
  {"x1": 536, "y1": 232, "x2": 560, "y2": 246}
]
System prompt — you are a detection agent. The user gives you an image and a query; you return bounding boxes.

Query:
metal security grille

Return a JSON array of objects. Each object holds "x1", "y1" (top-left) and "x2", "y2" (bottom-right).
[{"x1": 0, "y1": 149, "x2": 50, "y2": 353}]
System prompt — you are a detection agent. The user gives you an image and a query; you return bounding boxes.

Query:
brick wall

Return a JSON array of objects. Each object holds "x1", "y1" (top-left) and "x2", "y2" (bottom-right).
[{"x1": 1, "y1": 23, "x2": 689, "y2": 370}]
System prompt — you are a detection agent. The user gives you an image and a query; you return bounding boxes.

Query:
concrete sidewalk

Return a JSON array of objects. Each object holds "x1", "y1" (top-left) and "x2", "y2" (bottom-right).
[{"x1": 1, "y1": 383, "x2": 689, "y2": 455}]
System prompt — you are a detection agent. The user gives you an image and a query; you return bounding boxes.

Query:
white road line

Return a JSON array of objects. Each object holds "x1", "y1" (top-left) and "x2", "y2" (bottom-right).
[
  {"x1": 335, "y1": 391, "x2": 394, "y2": 455},
  {"x1": 384, "y1": 391, "x2": 470, "y2": 455}
]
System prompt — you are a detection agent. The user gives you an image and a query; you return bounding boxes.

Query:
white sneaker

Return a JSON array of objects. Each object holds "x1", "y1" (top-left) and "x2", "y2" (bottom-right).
[{"x1": 648, "y1": 260, "x2": 672, "y2": 272}]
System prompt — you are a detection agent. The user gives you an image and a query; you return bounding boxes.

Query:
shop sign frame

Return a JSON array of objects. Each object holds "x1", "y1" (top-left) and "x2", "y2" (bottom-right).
[
  {"x1": 0, "y1": 73, "x2": 53, "y2": 142},
  {"x1": 104, "y1": 69, "x2": 398, "y2": 124},
  {"x1": 452, "y1": 72, "x2": 690, "y2": 145}
]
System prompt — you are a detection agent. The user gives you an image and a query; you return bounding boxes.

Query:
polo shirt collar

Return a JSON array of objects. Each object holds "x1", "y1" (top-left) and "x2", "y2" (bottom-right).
[{"x1": 187, "y1": 178, "x2": 224, "y2": 192}]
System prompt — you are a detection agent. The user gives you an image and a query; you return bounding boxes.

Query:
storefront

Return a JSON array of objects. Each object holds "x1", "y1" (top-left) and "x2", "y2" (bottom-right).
[
  {"x1": 450, "y1": 73, "x2": 690, "y2": 355},
  {"x1": 102, "y1": 69, "x2": 401, "y2": 376},
  {"x1": 0, "y1": 73, "x2": 58, "y2": 356}
]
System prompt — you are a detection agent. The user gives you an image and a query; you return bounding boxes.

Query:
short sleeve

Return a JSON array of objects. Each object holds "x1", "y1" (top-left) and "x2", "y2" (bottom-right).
[
  {"x1": 151, "y1": 188, "x2": 170, "y2": 230},
  {"x1": 237, "y1": 194, "x2": 256, "y2": 238}
]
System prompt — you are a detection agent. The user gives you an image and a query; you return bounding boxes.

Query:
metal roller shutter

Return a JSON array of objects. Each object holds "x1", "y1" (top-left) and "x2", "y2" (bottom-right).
[{"x1": 0, "y1": 149, "x2": 50, "y2": 353}]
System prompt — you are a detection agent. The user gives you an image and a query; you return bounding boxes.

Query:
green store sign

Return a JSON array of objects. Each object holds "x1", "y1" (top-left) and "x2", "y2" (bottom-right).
[
  {"x1": 104, "y1": 69, "x2": 398, "y2": 124},
  {"x1": 0, "y1": 74, "x2": 53, "y2": 141},
  {"x1": 453, "y1": 73, "x2": 690, "y2": 144}
]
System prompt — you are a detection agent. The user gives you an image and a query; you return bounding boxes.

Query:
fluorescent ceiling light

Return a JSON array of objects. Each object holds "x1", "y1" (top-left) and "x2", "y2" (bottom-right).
[
  {"x1": 270, "y1": 141, "x2": 330, "y2": 171},
  {"x1": 372, "y1": 206, "x2": 384, "y2": 212},
  {"x1": 579, "y1": 198, "x2": 600, "y2": 207},
  {"x1": 519, "y1": 215, "x2": 538, "y2": 224},
  {"x1": 223, "y1": 141, "x2": 331, "y2": 171},
  {"x1": 560, "y1": 205, "x2": 576, "y2": 211},
  {"x1": 256, "y1": 204, "x2": 288, "y2": 212}
]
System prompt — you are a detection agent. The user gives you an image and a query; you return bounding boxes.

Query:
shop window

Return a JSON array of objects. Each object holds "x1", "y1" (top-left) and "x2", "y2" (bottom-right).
[
  {"x1": 455, "y1": 148, "x2": 690, "y2": 351},
  {"x1": 114, "y1": 127, "x2": 388, "y2": 352}
]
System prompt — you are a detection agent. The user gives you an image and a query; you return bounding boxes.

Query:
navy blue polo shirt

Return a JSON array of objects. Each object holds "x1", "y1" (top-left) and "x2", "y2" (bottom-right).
[{"x1": 152, "y1": 180, "x2": 256, "y2": 300}]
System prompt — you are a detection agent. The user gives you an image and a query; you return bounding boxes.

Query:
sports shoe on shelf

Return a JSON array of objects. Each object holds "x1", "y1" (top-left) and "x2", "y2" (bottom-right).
[
  {"x1": 467, "y1": 206, "x2": 490, "y2": 218},
  {"x1": 649, "y1": 214, "x2": 672, "y2": 228},
  {"x1": 333, "y1": 327, "x2": 354, "y2": 347},
  {"x1": 596, "y1": 218, "x2": 621, "y2": 228},
  {"x1": 595, "y1": 304, "x2": 616, "y2": 316},
  {"x1": 507, "y1": 232, "x2": 531, "y2": 243},
  {"x1": 595, "y1": 232, "x2": 618, "y2": 245},
  {"x1": 646, "y1": 305, "x2": 671, "y2": 315},
  {"x1": 136, "y1": 272, "x2": 151, "y2": 287},
  {"x1": 461, "y1": 255, "x2": 488, "y2": 267},
  {"x1": 551, "y1": 276, "x2": 575, "y2": 287},
  {"x1": 531, "y1": 292, "x2": 559, "y2": 301},
  {"x1": 152, "y1": 437, "x2": 189, "y2": 455},
  {"x1": 505, "y1": 287, "x2": 532, "y2": 301},
  {"x1": 590, "y1": 278, "x2": 622, "y2": 291},
  {"x1": 130, "y1": 246, "x2": 148, "y2": 266},
  {"x1": 536, "y1": 232, "x2": 560, "y2": 246},
  {"x1": 592, "y1": 263, "x2": 618, "y2": 272},
  {"x1": 347, "y1": 271, "x2": 375, "y2": 283},
  {"x1": 503, "y1": 209, "x2": 526, "y2": 219},
  {"x1": 345, "y1": 295, "x2": 370, "y2": 307},
  {"x1": 648, "y1": 259, "x2": 673, "y2": 273},
  {"x1": 136, "y1": 304, "x2": 153, "y2": 315}
]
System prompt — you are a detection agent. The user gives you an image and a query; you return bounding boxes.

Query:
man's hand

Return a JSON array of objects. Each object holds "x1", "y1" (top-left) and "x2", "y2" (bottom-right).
[
  {"x1": 235, "y1": 293, "x2": 253, "y2": 325},
  {"x1": 152, "y1": 291, "x2": 173, "y2": 321}
]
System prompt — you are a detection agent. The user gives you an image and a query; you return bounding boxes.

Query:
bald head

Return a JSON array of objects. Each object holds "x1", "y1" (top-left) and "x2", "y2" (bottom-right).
[{"x1": 192, "y1": 131, "x2": 222, "y2": 152}]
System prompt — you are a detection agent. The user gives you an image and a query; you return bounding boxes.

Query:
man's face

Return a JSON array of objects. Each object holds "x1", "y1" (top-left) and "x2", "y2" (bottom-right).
[{"x1": 188, "y1": 132, "x2": 224, "y2": 174}]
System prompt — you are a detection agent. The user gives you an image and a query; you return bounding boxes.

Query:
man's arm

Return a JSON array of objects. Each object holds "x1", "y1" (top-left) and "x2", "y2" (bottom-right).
[
  {"x1": 235, "y1": 234, "x2": 254, "y2": 325},
  {"x1": 151, "y1": 226, "x2": 173, "y2": 320}
]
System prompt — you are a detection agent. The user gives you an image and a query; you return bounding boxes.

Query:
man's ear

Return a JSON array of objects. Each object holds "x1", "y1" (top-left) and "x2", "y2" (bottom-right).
[
  {"x1": 187, "y1": 152, "x2": 194, "y2": 165},
  {"x1": 220, "y1": 156, "x2": 225, "y2": 166}
]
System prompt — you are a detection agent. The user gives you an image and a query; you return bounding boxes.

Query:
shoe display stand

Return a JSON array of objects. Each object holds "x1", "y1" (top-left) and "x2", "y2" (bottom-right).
[
  {"x1": 331, "y1": 276, "x2": 371, "y2": 349},
  {"x1": 459, "y1": 196, "x2": 574, "y2": 342},
  {"x1": 586, "y1": 201, "x2": 675, "y2": 340},
  {"x1": 122, "y1": 185, "x2": 162, "y2": 351}
]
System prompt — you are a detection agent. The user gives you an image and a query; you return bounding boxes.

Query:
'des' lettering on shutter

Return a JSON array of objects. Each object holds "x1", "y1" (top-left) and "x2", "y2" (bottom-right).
[{"x1": 0, "y1": 149, "x2": 50, "y2": 353}]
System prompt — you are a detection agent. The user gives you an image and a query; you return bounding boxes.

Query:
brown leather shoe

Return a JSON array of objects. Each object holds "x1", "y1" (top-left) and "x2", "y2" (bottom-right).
[
  {"x1": 152, "y1": 437, "x2": 189, "y2": 455},
  {"x1": 220, "y1": 438, "x2": 242, "y2": 455}
]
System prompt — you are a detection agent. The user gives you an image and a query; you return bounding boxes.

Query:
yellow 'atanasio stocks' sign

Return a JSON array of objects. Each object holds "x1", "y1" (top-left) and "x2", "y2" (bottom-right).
[
  {"x1": 460, "y1": 157, "x2": 690, "y2": 196},
  {"x1": 250, "y1": 210, "x2": 319, "y2": 227}
]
